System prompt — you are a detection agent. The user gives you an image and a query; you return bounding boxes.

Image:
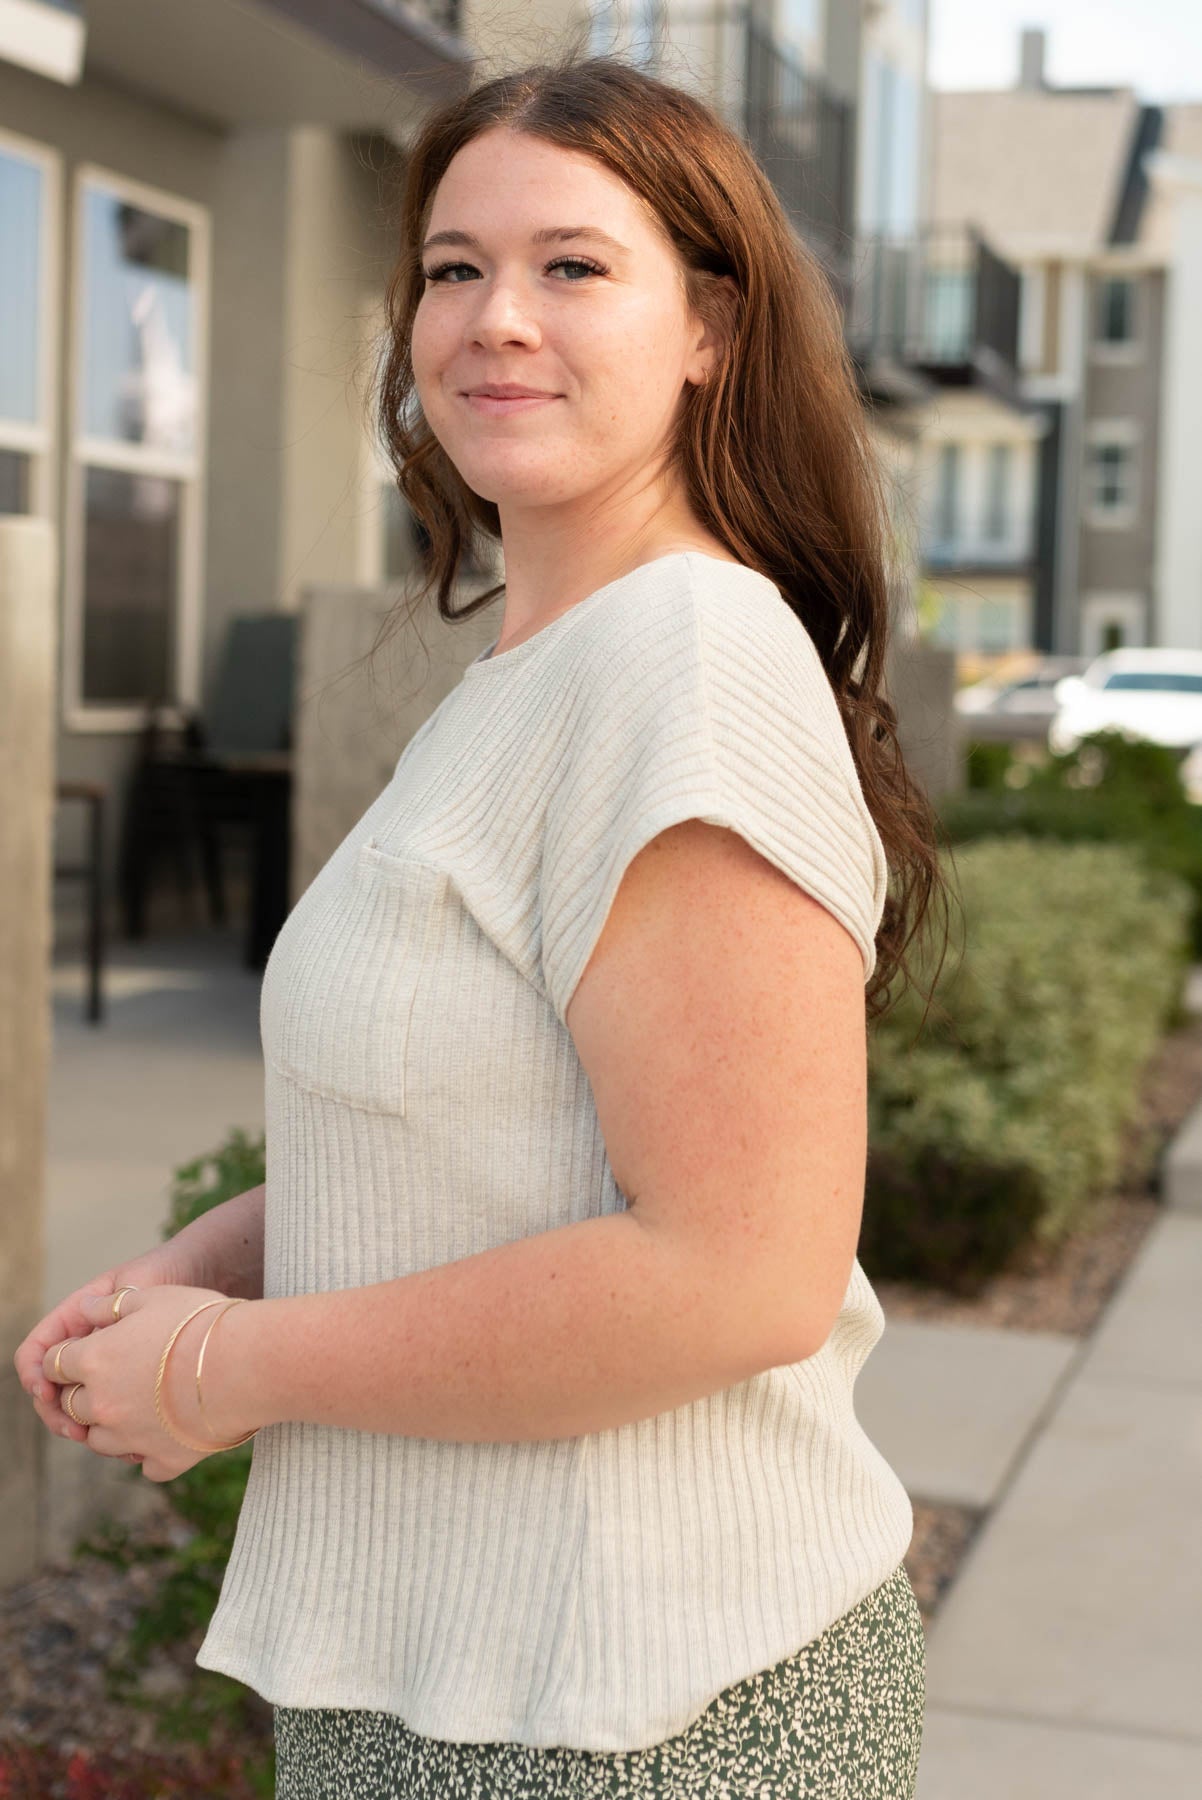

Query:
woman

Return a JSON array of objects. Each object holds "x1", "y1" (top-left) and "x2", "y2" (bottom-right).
[{"x1": 17, "y1": 49, "x2": 950, "y2": 1800}]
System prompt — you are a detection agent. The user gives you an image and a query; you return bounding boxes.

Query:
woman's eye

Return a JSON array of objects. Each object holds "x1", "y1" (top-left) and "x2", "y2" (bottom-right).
[
  {"x1": 422, "y1": 261, "x2": 472, "y2": 283},
  {"x1": 422, "y1": 256, "x2": 608, "y2": 284},
  {"x1": 547, "y1": 256, "x2": 607, "y2": 280}
]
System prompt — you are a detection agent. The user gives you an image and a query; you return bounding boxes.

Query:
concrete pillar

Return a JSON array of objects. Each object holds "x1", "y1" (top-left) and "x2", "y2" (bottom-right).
[
  {"x1": 0, "y1": 518, "x2": 57, "y2": 1588},
  {"x1": 886, "y1": 635, "x2": 964, "y2": 804},
  {"x1": 293, "y1": 577, "x2": 499, "y2": 895}
]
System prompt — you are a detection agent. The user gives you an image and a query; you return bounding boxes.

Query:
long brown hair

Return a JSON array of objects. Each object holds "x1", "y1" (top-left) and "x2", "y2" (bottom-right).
[{"x1": 370, "y1": 45, "x2": 954, "y2": 1026}]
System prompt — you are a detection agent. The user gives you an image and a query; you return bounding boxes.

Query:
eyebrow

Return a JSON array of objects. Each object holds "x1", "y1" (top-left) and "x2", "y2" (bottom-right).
[{"x1": 420, "y1": 225, "x2": 631, "y2": 258}]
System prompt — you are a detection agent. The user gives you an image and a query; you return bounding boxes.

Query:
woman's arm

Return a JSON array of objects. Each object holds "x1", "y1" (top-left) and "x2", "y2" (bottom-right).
[
  {"x1": 153, "y1": 1181, "x2": 266, "y2": 1301},
  {"x1": 198, "y1": 823, "x2": 868, "y2": 1446}
]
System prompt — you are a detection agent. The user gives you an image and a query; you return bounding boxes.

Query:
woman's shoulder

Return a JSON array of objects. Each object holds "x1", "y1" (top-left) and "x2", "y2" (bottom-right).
[
  {"x1": 570, "y1": 549, "x2": 831, "y2": 712},
  {"x1": 567, "y1": 548, "x2": 794, "y2": 671}
]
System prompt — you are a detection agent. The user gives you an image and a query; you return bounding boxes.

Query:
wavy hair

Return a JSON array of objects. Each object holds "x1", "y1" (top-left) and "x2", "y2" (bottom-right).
[{"x1": 369, "y1": 44, "x2": 954, "y2": 1025}]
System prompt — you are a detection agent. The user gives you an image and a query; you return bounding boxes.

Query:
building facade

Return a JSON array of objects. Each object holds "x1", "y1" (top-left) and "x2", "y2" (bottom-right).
[{"x1": 930, "y1": 28, "x2": 1202, "y2": 657}]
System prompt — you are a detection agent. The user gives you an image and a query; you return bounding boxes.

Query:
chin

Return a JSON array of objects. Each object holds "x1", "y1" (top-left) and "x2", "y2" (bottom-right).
[{"x1": 456, "y1": 459, "x2": 582, "y2": 507}]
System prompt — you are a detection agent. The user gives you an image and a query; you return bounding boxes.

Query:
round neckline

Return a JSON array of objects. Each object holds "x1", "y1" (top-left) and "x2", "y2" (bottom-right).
[{"x1": 462, "y1": 550, "x2": 746, "y2": 679}]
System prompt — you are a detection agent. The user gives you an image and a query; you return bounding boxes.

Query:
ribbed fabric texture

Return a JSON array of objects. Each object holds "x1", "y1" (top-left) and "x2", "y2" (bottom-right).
[{"x1": 193, "y1": 551, "x2": 914, "y2": 1752}]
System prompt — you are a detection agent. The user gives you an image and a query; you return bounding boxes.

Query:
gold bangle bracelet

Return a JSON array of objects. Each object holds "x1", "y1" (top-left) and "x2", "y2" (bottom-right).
[
  {"x1": 154, "y1": 1298, "x2": 258, "y2": 1454},
  {"x1": 196, "y1": 1297, "x2": 257, "y2": 1448}
]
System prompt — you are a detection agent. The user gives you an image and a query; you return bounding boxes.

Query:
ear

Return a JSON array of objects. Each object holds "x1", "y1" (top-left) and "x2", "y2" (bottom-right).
[{"x1": 690, "y1": 272, "x2": 739, "y2": 383}]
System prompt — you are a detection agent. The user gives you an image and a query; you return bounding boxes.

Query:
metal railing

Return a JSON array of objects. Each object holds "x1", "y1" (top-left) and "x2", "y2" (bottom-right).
[
  {"x1": 639, "y1": 5, "x2": 855, "y2": 271},
  {"x1": 846, "y1": 225, "x2": 1022, "y2": 383}
]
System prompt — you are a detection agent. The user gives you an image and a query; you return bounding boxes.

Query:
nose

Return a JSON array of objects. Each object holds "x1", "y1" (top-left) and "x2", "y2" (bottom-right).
[{"x1": 466, "y1": 279, "x2": 542, "y2": 353}]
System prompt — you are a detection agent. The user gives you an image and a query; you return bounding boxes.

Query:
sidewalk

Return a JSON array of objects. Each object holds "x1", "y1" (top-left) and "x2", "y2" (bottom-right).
[{"x1": 857, "y1": 973, "x2": 1202, "y2": 1797}]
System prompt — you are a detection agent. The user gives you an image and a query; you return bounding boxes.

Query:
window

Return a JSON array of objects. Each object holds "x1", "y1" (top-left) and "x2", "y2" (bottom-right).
[
  {"x1": 923, "y1": 268, "x2": 973, "y2": 361},
  {"x1": 586, "y1": 1, "x2": 662, "y2": 65},
  {"x1": 1095, "y1": 275, "x2": 1137, "y2": 347},
  {"x1": 924, "y1": 588, "x2": 1029, "y2": 654},
  {"x1": 860, "y1": 53, "x2": 922, "y2": 238},
  {"x1": 1080, "y1": 592, "x2": 1147, "y2": 654},
  {"x1": 0, "y1": 130, "x2": 58, "y2": 518},
  {"x1": 779, "y1": 0, "x2": 820, "y2": 55},
  {"x1": 1084, "y1": 427, "x2": 1138, "y2": 526},
  {"x1": 983, "y1": 444, "x2": 1013, "y2": 542},
  {"x1": 1100, "y1": 670, "x2": 1202, "y2": 693},
  {"x1": 66, "y1": 166, "x2": 208, "y2": 728},
  {"x1": 933, "y1": 443, "x2": 961, "y2": 545}
]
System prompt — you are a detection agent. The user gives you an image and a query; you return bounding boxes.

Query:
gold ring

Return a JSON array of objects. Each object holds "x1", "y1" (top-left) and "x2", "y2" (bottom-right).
[
  {"x1": 52, "y1": 1343, "x2": 69, "y2": 1382},
  {"x1": 62, "y1": 1384, "x2": 86, "y2": 1427},
  {"x1": 112, "y1": 1286, "x2": 139, "y2": 1322}
]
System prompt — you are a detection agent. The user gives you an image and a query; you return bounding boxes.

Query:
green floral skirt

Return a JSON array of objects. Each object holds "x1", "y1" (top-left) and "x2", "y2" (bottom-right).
[{"x1": 273, "y1": 1559, "x2": 925, "y2": 1798}]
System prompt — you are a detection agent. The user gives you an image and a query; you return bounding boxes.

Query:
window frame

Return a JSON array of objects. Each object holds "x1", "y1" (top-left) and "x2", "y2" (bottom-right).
[
  {"x1": 63, "y1": 161, "x2": 210, "y2": 733},
  {"x1": 1090, "y1": 272, "x2": 1142, "y2": 364},
  {"x1": 1079, "y1": 591, "x2": 1147, "y2": 654},
  {"x1": 0, "y1": 125, "x2": 62, "y2": 521},
  {"x1": 982, "y1": 442, "x2": 1013, "y2": 544},
  {"x1": 932, "y1": 440, "x2": 962, "y2": 549},
  {"x1": 1083, "y1": 421, "x2": 1140, "y2": 530}
]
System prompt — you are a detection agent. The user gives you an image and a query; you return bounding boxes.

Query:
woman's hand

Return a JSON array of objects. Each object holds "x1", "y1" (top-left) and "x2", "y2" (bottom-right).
[
  {"x1": 13, "y1": 1241, "x2": 211, "y2": 1448},
  {"x1": 39, "y1": 1283, "x2": 255, "y2": 1483}
]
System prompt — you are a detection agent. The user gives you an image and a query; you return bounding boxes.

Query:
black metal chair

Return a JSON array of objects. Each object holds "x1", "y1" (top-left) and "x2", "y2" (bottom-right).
[
  {"x1": 117, "y1": 614, "x2": 296, "y2": 969},
  {"x1": 54, "y1": 779, "x2": 107, "y2": 1024}
]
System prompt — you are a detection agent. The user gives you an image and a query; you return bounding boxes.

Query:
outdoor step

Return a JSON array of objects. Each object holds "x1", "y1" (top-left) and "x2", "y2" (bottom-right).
[
  {"x1": 1161, "y1": 1093, "x2": 1202, "y2": 1213},
  {"x1": 1082, "y1": 1211, "x2": 1202, "y2": 1388},
  {"x1": 857, "y1": 1317, "x2": 1080, "y2": 1508}
]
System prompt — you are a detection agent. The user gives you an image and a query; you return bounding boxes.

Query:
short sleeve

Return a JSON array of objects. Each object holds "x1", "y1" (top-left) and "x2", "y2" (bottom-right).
[{"x1": 537, "y1": 564, "x2": 889, "y2": 1031}]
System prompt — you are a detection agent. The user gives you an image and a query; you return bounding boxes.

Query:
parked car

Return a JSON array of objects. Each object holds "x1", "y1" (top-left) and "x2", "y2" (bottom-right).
[
  {"x1": 955, "y1": 657, "x2": 1091, "y2": 741},
  {"x1": 1049, "y1": 649, "x2": 1202, "y2": 754}
]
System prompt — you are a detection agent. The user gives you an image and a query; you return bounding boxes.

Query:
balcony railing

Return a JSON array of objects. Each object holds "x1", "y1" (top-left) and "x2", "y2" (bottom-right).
[
  {"x1": 846, "y1": 225, "x2": 1023, "y2": 393},
  {"x1": 646, "y1": 6, "x2": 855, "y2": 273}
]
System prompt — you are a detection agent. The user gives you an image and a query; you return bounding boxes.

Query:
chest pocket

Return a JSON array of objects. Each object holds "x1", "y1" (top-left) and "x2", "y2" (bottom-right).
[{"x1": 264, "y1": 839, "x2": 452, "y2": 1117}]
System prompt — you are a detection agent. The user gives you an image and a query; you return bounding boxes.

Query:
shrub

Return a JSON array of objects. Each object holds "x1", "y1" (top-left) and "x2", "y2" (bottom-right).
[
  {"x1": 948, "y1": 730, "x2": 1202, "y2": 955},
  {"x1": 71, "y1": 1130, "x2": 271, "y2": 1794},
  {"x1": 862, "y1": 836, "x2": 1192, "y2": 1293}
]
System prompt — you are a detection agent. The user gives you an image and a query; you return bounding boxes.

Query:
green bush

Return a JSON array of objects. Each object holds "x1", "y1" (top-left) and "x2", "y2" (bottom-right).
[
  {"x1": 949, "y1": 730, "x2": 1202, "y2": 955},
  {"x1": 862, "y1": 835, "x2": 1192, "y2": 1294},
  {"x1": 73, "y1": 1128, "x2": 272, "y2": 1793}
]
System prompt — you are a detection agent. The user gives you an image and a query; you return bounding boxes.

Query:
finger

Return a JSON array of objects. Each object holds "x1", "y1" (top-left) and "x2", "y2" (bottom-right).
[
  {"x1": 40, "y1": 1339, "x2": 83, "y2": 1392},
  {"x1": 15, "y1": 1278, "x2": 114, "y2": 1408},
  {"x1": 83, "y1": 1422, "x2": 138, "y2": 1461},
  {"x1": 36, "y1": 1343, "x2": 86, "y2": 1439},
  {"x1": 79, "y1": 1286, "x2": 144, "y2": 1329},
  {"x1": 55, "y1": 1379, "x2": 92, "y2": 1433}
]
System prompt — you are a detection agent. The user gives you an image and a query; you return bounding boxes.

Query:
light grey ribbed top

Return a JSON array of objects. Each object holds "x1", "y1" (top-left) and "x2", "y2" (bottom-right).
[{"x1": 194, "y1": 550, "x2": 913, "y2": 1751}]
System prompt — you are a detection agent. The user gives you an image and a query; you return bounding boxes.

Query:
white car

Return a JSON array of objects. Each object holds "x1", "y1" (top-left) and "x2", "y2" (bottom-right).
[{"x1": 1049, "y1": 649, "x2": 1202, "y2": 755}]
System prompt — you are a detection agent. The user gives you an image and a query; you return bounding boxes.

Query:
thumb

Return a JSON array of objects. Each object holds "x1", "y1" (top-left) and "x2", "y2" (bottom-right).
[{"x1": 80, "y1": 1285, "x2": 143, "y2": 1327}]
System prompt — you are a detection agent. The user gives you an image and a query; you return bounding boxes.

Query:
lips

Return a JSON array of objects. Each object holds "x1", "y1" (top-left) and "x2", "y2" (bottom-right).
[
  {"x1": 463, "y1": 390, "x2": 560, "y2": 414},
  {"x1": 464, "y1": 385, "x2": 557, "y2": 399}
]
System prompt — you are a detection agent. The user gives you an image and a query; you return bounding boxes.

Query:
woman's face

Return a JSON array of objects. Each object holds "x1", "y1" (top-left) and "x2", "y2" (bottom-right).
[{"x1": 410, "y1": 128, "x2": 714, "y2": 510}]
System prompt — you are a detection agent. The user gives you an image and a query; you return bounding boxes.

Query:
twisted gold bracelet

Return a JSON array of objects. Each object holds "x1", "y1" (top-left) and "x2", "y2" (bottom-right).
[{"x1": 154, "y1": 1297, "x2": 258, "y2": 1454}]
